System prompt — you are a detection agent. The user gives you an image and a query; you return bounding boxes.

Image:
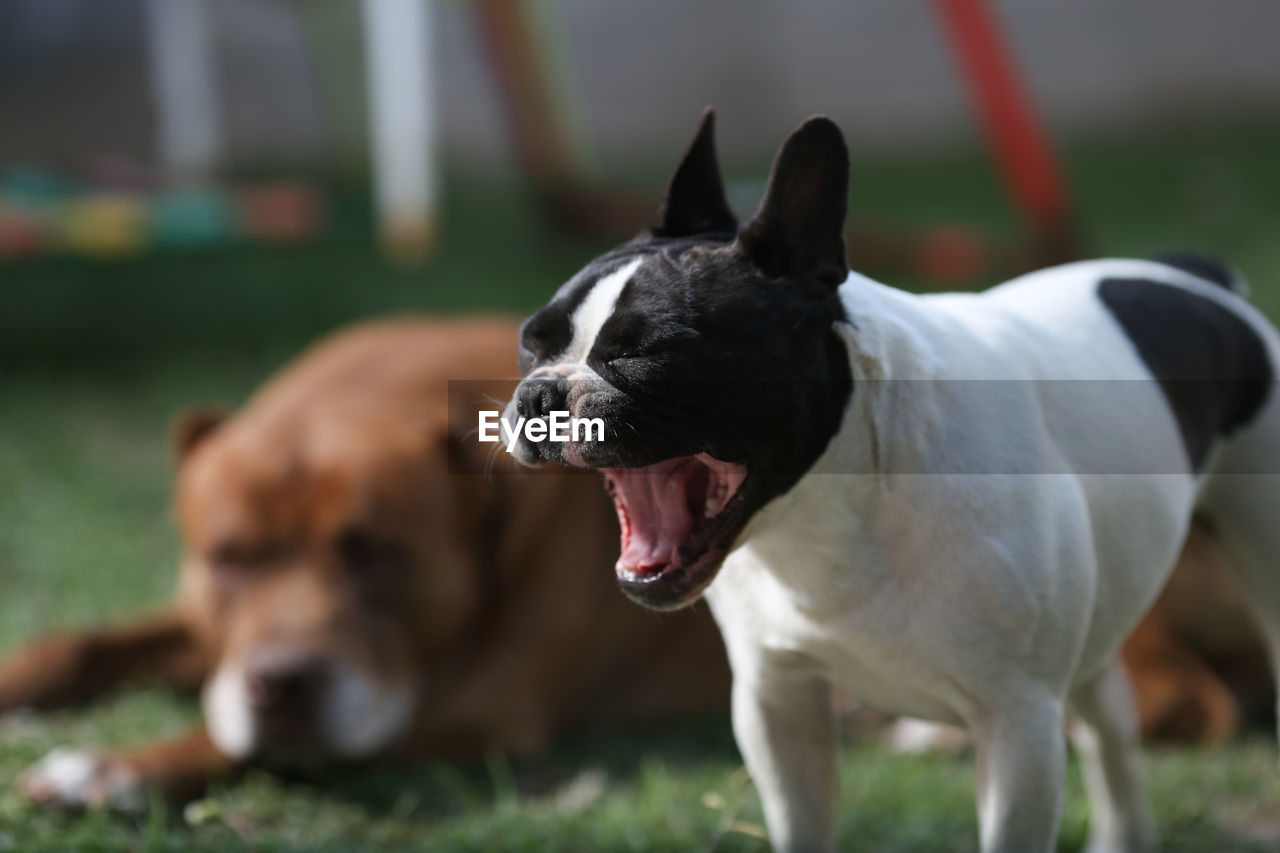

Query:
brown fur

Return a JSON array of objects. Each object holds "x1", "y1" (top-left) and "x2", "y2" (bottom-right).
[
  {"x1": 1123, "y1": 521, "x2": 1273, "y2": 744},
  {"x1": 2, "y1": 318, "x2": 730, "y2": 808}
]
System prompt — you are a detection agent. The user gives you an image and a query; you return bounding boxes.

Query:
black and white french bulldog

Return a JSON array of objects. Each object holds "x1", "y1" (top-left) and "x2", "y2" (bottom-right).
[{"x1": 503, "y1": 110, "x2": 1280, "y2": 853}]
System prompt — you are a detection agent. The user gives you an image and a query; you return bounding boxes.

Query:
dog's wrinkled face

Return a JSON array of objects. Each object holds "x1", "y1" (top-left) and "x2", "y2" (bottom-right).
[
  {"x1": 506, "y1": 111, "x2": 854, "y2": 610},
  {"x1": 174, "y1": 413, "x2": 477, "y2": 763}
]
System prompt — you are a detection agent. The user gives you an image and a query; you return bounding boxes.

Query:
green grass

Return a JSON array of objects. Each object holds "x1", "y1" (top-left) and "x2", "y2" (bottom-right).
[{"x1": 4, "y1": 126, "x2": 1280, "y2": 850}]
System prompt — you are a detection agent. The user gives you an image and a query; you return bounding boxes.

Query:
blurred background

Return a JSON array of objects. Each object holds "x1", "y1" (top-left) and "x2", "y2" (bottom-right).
[
  {"x1": 3, "y1": 0, "x2": 1279, "y2": 367},
  {"x1": 2, "y1": 1, "x2": 1280, "y2": 849}
]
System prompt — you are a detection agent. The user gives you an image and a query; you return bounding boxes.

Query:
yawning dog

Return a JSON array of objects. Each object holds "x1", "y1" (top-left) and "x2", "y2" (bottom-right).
[
  {"x1": 504, "y1": 110, "x2": 1280, "y2": 852},
  {"x1": 2, "y1": 317, "x2": 729, "y2": 811}
]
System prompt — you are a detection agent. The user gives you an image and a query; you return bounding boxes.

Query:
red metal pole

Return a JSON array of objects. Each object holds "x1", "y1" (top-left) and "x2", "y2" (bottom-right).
[{"x1": 934, "y1": 0, "x2": 1074, "y2": 249}]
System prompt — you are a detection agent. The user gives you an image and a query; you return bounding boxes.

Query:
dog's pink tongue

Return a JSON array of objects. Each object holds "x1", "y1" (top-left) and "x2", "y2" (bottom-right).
[{"x1": 611, "y1": 462, "x2": 703, "y2": 574}]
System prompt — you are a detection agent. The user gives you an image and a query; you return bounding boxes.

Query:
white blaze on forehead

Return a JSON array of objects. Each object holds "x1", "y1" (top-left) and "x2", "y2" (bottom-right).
[
  {"x1": 560, "y1": 257, "x2": 643, "y2": 364},
  {"x1": 508, "y1": 256, "x2": 642, "y2": 442}
]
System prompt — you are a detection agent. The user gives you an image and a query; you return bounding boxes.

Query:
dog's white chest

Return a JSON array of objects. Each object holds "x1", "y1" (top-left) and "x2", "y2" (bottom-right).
[{"x1": 706, "y1": 528, "x2": 969, "y2": 725}]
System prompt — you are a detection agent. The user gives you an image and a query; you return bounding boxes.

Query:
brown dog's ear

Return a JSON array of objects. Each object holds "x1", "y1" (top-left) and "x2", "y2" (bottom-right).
[
  {"x1": 650, "y1": 108, "x2": 738, "y2": 239},
  {"x1": 737, "y1": 116, "x2": 849, "y2": 288},
  {"x1": 171, "y1": 407, "x2": 227, "y2": 461}
]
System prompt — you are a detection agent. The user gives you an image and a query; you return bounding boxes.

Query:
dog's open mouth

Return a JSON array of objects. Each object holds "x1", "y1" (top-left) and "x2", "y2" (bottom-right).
[{"x1": 602, "y1": 453, "x2": 749, "y2": 610}]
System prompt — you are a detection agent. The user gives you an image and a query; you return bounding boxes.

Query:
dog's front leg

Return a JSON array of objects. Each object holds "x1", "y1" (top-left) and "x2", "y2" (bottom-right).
[
  {"x1": 0, "y1": 612, "x2": 207, "y2": 712},
  {"x1": 19, "y1": 726, "x2": 238, "y2": 811},
  {"x1": 733, "y1": 667, "x2": 838, "y2": 853},
  {"x1": 969, "y1": 693, "x2": 1067, "y2": 853}
]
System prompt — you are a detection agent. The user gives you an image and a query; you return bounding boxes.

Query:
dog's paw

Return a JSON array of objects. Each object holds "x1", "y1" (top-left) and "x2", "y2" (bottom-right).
[
  {"x1": 884, "y1": 717, "x2": 970, "y2": 754},
  {"x1": 19, "y1": 748, "x2": 147, "y2": 813}
]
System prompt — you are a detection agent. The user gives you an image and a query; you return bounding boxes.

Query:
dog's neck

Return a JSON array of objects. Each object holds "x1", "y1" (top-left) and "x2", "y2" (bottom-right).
[
  {"x1": 723, "y1": 275, "x2": 953, "y2": 607},
  {"x1": 794, "y1": 272, "x2": 948, "y2": 475}
]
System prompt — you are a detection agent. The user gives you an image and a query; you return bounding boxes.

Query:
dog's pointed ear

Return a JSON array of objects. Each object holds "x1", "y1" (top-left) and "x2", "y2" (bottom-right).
[
  {"x1": 737, "y1": 116, "x2": 849, "y2": 288},
  {"x1": 651, "y1": 108, "x2": 738, "y2": 239},
  {"x1": 172, "y1": 406, "x2": 227, "y2": 461}
]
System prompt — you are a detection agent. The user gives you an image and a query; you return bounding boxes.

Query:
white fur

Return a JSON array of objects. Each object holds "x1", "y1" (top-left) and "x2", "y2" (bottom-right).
[
  {"x1": 696, "y1": 260, "x2": 1280, "y2": 852},
  {"x1": 561, "y1": 257, "x2": 643, "y2": 364},
  {"x1": 886, "y1": 718, "x2": 967, "y2": 754},
  {"x1": 202, "y1": 658, "x2": 414, "y2": 760},
  {"x1": 321, "y1": 663, "x2": 415, "y2": 758},
  {"x1": 504, "y1": 257, "x2": 643, "y2": 464},
  {"x1": 25, "y1": 748, "x2": 98, "y2": 801},
  {"x1": 20, "y1": 747, "x2": 146, "y2": 812},
  {"x1": 203, "y1": 663, "x2": 256, "y2": 759}
]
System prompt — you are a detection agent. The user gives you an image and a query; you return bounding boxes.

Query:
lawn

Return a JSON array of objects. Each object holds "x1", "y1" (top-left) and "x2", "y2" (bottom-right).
[{"x1": 3, "y1": 125, "x2": 1280, "y2": 851}]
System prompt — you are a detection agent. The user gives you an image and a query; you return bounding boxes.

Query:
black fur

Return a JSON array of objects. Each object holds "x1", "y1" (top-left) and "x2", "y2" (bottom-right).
[
  {"x1": 516, "y1": 109, "x2": 740, "y2": 380},
  {"x1": 1098, "y1": 276, "x2": 1272, "y2": 470},
  {"x1": 737, "y1": 117, "x2": 850, "y2": 288},
  {"x1": 515, "y1": 114, "x2": 854, "y2": 608},
  {"x1": 1152, "y1": 251, "x2": 1241, "y2": 293},
  {"x1": 651, "y1": 108, "x2": 738, "y2": 240}
]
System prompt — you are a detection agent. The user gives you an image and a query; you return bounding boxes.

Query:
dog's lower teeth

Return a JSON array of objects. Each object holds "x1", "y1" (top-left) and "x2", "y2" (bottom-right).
[{"x1": 705, "y1": 487, "x2": 725, "y2": 518}]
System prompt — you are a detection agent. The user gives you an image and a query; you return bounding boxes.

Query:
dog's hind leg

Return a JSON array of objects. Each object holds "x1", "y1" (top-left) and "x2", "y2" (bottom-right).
[
  {"x1": 968, "y1": 691, "x2": 1067, "y2": 853},
  {"x1": 1197, "y1": 474, "x2": 1280, "y2": 754},
  {"x1": 1069, "y1": 659, "x2": 1156, "y2": 853}
]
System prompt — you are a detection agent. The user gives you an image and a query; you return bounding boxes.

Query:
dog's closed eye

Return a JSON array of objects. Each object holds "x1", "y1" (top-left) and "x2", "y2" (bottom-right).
[
  {"x1": 336, "y1": 526, "x2": 408, "y2": 579},
  {"x1": 519, "y1": 309, "x2": 571, "y2": 372},
  {"x1": 208, "y1": 541, "x2": 263, "y2": 575}
]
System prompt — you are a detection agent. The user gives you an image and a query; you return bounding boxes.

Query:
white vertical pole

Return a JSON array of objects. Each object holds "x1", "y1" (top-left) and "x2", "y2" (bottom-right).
[
  {"x1": 145, "y1": 0, "x2": 221, "y2": 182},
  {"x1": 361, "y1": 0, "x2": 438, "y2": 262}
]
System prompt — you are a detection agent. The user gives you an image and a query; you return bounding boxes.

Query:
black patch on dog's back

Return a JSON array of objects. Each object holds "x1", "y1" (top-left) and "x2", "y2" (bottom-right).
[{"x1": 1098, "y1": 277, "x2": 1272, "y2": 470}]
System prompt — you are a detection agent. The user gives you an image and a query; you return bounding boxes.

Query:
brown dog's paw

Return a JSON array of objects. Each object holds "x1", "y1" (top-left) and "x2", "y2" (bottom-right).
[
  {"x1": 884, "y1": 718, "x2": 971, "y2": 754},
  {"x1": 19, "y1": 748, "x2": 147, "y2": 813}
]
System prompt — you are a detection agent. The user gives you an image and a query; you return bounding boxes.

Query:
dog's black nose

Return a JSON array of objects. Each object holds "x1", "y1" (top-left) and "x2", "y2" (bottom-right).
[
  {"x1": 246, "y1": 649, "x2": 328, "y2": 710},
  {"x1": 516, "y1": 376, "x2": 568, "y2": 421}
]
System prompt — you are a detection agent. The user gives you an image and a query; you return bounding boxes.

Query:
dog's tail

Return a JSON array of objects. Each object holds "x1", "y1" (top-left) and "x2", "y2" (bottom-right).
[{"x1": 1153, "y1": 250, "x2": 1250, "y2": 299}]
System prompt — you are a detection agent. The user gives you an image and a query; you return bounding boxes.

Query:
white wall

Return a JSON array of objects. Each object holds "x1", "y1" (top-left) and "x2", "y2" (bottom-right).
[{"x1": 0, "y1": 0, "x2": 1277, "y2": 172}]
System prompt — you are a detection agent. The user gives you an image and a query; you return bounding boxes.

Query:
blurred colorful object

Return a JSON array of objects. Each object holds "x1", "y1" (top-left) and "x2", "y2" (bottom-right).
[
  {"x1": 61, "y1": 195, "x2": 149, "y2": 258},
  {"x1": 150, "y1": 190, "x2": 235, "y2": 248},
  {"x1": 1, "y1": 166, "x2": 75, "y2": 207},
  {"x1": 0, "y1": 207, "x2": 50, "y2": 259},
  {"x1": 933, "y1": 0, "x2": 1078, "y2": 266},
  {"x1": 0, "y1": 166, "x2": 327, "y2": 263},
  {"x1": 237, "y1": 184, "x2": 327, "y2": 244}
]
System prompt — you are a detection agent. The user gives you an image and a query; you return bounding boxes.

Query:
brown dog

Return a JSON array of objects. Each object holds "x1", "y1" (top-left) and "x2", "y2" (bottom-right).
[
  {"x1": 1123, "y1": 520, "x2": 1273, "y2": 744},
  {"x1": 2, "y1": 317, "x2": 730, "y2": 810}
]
